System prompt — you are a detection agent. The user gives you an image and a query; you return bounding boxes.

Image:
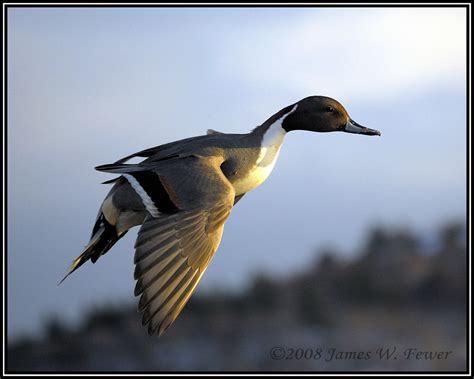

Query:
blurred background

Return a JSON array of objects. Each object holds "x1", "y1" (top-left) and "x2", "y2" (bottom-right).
[{"x1": 6, "y1": 7, "x2": 467, "y2": 372}]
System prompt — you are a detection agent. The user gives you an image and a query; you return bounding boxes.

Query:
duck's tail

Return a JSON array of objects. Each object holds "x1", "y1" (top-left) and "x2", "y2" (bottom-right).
[{"x1": 58, "y1": 214, "x2": 126, "y2": 285}]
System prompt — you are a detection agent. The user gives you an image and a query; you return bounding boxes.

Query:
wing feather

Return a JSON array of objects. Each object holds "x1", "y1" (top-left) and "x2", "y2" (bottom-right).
[{"x1": 133, "y1": 155, "x2": 235, "y2": 336}]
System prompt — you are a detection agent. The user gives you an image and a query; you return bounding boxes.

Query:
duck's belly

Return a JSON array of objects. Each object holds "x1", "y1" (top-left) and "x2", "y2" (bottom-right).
[{"x1": 231, "y1": 148, "x2": 281, "y2": 195}]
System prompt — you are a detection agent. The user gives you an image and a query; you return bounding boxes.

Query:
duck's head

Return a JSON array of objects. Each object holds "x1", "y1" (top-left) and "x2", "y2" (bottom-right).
[{"x1": 281, "y1": 96, "x2": 381, "y2": 136}]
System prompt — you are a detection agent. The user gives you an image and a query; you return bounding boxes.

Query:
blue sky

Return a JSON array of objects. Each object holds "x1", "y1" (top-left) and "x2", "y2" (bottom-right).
[{"x1": 7, "y1": 7, "x2": 467, "y2": 338}]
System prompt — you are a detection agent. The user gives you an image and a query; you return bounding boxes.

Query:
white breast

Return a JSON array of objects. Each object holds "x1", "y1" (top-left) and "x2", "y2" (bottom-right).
[
  {"x1": 233, "y1": 145, "x2": 283, "y2": 195},
  {"x1": 232, "y1": 104, "x2": 297, "y2": 195}
]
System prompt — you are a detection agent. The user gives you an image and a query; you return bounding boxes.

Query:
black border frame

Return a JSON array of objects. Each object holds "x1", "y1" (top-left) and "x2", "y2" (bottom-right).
[{"x1": 3, "y1": 2, "x2": 471, "y2": 376}]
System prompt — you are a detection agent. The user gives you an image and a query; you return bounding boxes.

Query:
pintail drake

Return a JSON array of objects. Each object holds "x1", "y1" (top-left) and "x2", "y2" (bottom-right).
[{"x1": 61, "y1": 96, "x2": 381, "y2": 336}]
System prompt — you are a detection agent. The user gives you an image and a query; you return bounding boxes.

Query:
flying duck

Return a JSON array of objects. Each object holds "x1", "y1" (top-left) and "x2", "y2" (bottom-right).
[{"x1": 61, "y1": 96, "x2": 380, "y2": 336}]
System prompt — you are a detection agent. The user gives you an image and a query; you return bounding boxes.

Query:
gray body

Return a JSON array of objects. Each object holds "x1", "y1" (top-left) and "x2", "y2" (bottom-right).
[{"x1": 105, "y1": 131, "x2": 265, "y2": 234}]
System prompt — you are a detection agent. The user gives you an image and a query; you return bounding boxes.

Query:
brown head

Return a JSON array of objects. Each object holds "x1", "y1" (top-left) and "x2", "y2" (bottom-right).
[{"x1": 280, "y1": 96, "x2": 381, "y2": 136}]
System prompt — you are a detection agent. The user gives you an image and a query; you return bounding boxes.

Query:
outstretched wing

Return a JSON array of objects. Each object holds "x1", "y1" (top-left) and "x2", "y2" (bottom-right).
[{"x1": 125, "y1": 155, "x2": 235, "y2": 336}]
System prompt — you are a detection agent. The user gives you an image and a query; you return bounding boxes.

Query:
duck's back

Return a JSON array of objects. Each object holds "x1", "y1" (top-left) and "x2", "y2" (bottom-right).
[{"x1": 119, "y1": 132, "x2": 252, "y2": 166}]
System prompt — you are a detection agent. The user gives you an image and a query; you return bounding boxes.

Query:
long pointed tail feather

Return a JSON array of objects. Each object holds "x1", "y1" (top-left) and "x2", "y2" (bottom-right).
[
  {"x1": 58, "y1": 226, "x2": 106, "y2": 285},
  {"x1": 58, "y1": 215, "x2": 127, "y2": 285}
]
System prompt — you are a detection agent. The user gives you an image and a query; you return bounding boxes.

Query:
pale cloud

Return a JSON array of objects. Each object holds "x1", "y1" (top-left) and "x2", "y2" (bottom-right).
[{"x1": 215, "y1": 8, "x2": 466, "y2": 102}]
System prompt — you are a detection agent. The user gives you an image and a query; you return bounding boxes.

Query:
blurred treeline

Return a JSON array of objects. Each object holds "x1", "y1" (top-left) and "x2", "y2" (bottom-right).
[{"x1": 7, "y1": 221, "x2": 467, "y2": 372}]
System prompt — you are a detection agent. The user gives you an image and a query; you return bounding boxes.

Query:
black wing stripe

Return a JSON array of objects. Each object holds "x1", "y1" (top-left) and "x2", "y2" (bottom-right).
[{"x1": 127, "y1": 171, "x2": 179, "y2": 213}]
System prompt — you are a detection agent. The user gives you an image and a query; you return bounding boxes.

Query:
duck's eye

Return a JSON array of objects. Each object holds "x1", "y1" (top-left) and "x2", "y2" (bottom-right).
[{"x1": 326, "y1": 106, "x2": 334, "y2": 113}]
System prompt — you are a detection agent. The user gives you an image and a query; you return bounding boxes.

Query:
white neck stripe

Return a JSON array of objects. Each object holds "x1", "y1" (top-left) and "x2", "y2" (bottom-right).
[
  {"x1": 261, "y1": 104, "x2": 297, "y2": 147},
  {"x1": 275, "y1": 104, "x2": 298, "y2": 132},
  {"x1": 257, "y1": 104, "x2": 298, "y2": 166}
]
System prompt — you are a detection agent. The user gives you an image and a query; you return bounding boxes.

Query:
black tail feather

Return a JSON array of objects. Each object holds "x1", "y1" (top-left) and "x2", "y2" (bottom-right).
[{"x1": 59, "y1": 214, "x2": 126, "y2": 285}]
